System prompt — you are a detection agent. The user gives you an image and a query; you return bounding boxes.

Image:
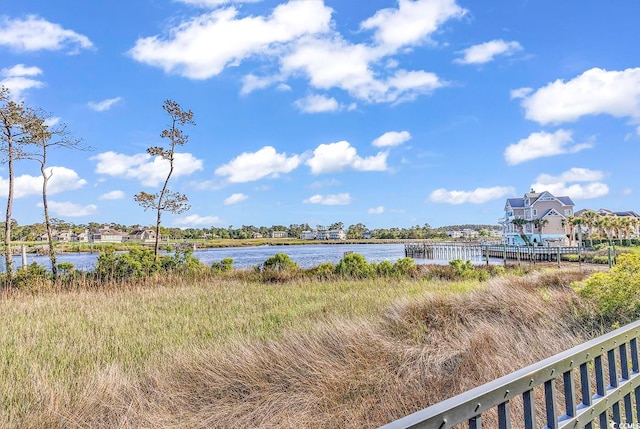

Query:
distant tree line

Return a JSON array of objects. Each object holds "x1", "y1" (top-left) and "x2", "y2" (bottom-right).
[{"x1": 4, "y1": 221, "x2": 502, "y2": 242}]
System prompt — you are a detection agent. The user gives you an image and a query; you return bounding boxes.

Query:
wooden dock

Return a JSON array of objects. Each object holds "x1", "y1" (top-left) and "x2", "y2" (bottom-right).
[{"x1": 405, "y1": 242, "x2": 583, "y2": 262}]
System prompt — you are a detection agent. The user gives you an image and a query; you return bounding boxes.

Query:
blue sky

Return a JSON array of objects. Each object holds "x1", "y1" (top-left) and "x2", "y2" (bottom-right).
[{"x1": 1, "y1": 0, "x2": 640, "y2": 229}]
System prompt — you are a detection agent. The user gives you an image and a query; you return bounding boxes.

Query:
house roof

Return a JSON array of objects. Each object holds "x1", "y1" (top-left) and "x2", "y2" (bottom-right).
[
  {"x1": 540, "y1": 208, "x2": 565, "y2": 219},
  {"x1": 614, "y1": 211, "x2": 640, "y2": 217},
  {"x1": 556, "y1": 196, "x2": 575, "y2": 206},
  {"x1": 575, "y1": 208, "x2": 639, "y2": 217},
  {"x1": 506, "y1": 198, "x2": 525, "y2": 208}
]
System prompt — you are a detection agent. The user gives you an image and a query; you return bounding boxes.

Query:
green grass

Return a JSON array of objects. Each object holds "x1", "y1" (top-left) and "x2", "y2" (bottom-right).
[{"x1": 0, "y1": 275, "x2": 479, "y2": 427}]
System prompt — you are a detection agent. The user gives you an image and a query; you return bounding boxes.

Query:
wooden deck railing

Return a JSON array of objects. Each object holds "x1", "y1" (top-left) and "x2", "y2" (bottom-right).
[{"x1": 379, "y1": 320, "x2": 640, "y2": 429}]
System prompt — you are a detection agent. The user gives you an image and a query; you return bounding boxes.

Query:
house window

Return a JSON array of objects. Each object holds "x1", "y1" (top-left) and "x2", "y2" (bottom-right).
[
  {"x1": 565, "y1": 209, "x2": 572, "y2": 216},
  {"x1": 532, "y1": 209, "x2": 537, "y2": 216}
]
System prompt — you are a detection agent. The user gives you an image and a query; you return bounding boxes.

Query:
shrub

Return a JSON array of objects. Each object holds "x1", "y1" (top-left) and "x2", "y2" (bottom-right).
[
  {"x1": 262, "y1": 253, "x2": 298, "y2": 271},
  {"x1": 212, "y1": 258, "x2": 234, "y2": 273},
  {"x1": 57, "y1": 262, "x2": 76, "y2": 275},
  {"x1": 375, "y1": 260, "x2": 394, "y2": 277},
  {"x1": 13, "y1": 263, "x2": 50, "y2": 290},
  {"x1": 393, "y1": 258, "x2": 417, "y2": 277},
  {"x1": 575, "y1": 252, "x2": 640, "y2": 324},
  {"x1": 312, "y1": 262, "x2": 336, "y2": 280},
  {"x1": 335, "y1": 253, "x2": 372, "y2": 278},
  {"x1": 449, "y1": 259, "x2": 474, "y2": 277}
]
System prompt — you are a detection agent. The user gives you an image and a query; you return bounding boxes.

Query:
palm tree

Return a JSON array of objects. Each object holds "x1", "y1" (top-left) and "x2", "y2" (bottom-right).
[
  {"x1": 569, "y1": 216, "x2": 584, "y2": 247},
  {"x1": 511, "y1": 217, "x2": 528, "y2": 244},
  {"x1": 532, "y1": 218, "x2": 549, "y2": 245},
  {"x1": 593, "y1": 215, "x2": 612, "y2": 245},
  {"x1": 564, "y1": 216, "x2": 575, "y2": 246},
  {"x1": 619, "y1": 217, "x2": 633, "y2": 246},
  {"x1": 611, "y1": 216, "x2": 624, "y2": 245},
  {"x1": 580, "y1": 210, "x2": 599, "y2": 247}
]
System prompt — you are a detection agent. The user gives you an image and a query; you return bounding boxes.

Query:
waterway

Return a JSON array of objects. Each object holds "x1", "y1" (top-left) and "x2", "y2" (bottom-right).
[{"x1": 4, "y1": 243, "x2": 492, "y2": 272}]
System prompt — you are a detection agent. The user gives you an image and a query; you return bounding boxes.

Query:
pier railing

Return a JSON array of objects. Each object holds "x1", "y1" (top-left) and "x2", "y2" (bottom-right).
[
  {"x1": 405, "y1": 242, "x2": 584, "y2": 263},
  {"x1": 379, "y1": 319, "x2": 640, "y2": 429}
]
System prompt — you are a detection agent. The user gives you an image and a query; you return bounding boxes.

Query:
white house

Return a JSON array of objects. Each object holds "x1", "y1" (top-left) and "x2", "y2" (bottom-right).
[{"x1": 300, "y1": 231, "x2": 316, "y2": 240}]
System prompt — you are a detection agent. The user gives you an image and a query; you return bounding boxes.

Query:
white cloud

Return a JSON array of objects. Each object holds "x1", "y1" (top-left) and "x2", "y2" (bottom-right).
[
  {"x1": 306, "y1": 141, "x2": 388, "y2": 174},
  {"x1": 224, "y1": 193, "x2": 248, "y2": 205},
  {"x1": 504, "y1": 129, "x2": 592, "y2": 165},
  {"x1": 368, "y1": 206, "x2": 384, "y2": 214},
  {"x1": 92, "y1": 151, "x2": 204, "y2": 186},
  {"x1": 372, "y1": 130, "x2": 412, "y2": 147},
  {"x1": 215, "y1": 146, "x2": 300, "y2": 182},
  {"x1": 535, "y1": 168, "x2": 605, "y2": 185},
  {"x1": 240, "y1": 74, "x2": 281, "y2": 95},
  {"x1": 520, "y1": 67, "x2": 640, "y2": 125},
  {"x1": 454, "y1": 39, "x2": 522, "y2": 65},
  {"x1": 294, "y1": 94, "x2": 340, "y2": 113},
  {"x1": 360, "y1": 0, "x2": 466, "y2": 48},
  {"x1": 2, "y1": 64, "x2": 41, "y2": 77},
  {"x1": 44, "y1": 117, "x2": 60, "y2": 127},
  {"x1": 530, "y1": 182, "x2": 609, "y2": 200},
  {"x1": 129, "y1": 1, "x2": 332, "y2": 79},
  {"x1": 531, "y1": 168, "x2": 609, "y2": 200},
  {"x1": 510, "y1": 87, "x2": 532, "y2": 99},
  {"x1": 98, "y1": 190, "x2": 125, "y2": 200},
  {"x1": 129, "y1": 1, "x2": 457, "y2": 105},
  {"x1": 282, "y1": 37, "x2": 445, "y2": 103},
  {"x1": 304, "y1": 193, "x2": 351, "y2": 205},
  {"x1": 430, "y1": 186, "x2": 515, "y2": 204},
  {"x1": 0, "y1": 15, "x2": 92, "y2": 52},
  {"x1": 38, "y1": 201, "x2": 98, "y2": 217},
  {"x1": 174, "y1": 214, "x2": 223, "y2": 226},
  {"x1": 0, "y1": 167, "x2": 87, "y2": 199},
  {"x1": 88, "y1": 97, "x2": 122, "y2": 112},
  {"x1": 0, "y1": 64, "x2": 44, "y2": 99}
]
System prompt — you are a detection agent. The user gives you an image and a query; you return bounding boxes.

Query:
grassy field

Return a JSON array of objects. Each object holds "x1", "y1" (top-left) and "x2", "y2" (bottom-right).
[{"x1": 0, "y1": 268, "x2": 602, "y2": 428}]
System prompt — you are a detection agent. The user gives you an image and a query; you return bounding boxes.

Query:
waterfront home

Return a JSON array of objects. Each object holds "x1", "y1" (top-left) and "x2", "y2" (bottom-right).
[
  {"x1": 72, "y1": 230, "x2": 89, "y2": 242},
  {"x1": 300, "y1": 230, "x2": 316, "y2": 240},
  {"x1": 327, "y1": 229, "x2": 347, "y2": 240},
  {"x1": 500, "y1": 190, "x2": 574, "y2": 246},
  {"x1": 269, "y1": 230, "x2": 288, "y2": 239},
  {"x1": 124, "y1": 228, "x2": 156, "y2": 244},
  {"x1": 89, "y1": 227, "x2": 126, "y2": 243},
  {"x1": 54, "y1": 231, "x2": 74, "y2": 242},
  {"x1": 574, "y1": 208, "x2": 640, "y2": 238}
]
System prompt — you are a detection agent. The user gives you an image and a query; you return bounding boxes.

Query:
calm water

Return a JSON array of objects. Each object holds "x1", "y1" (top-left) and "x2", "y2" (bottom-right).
[{"x1": 4, "y1": 243, "x2": 490, "y2": 272}]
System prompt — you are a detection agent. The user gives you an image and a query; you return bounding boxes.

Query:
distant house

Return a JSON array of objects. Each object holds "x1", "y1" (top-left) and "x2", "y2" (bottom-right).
[
  {"x1": 500, "y1": 190, "x2": 575, "y2": 246},
  {"x1": 54, "y1": 231, "x2": 74, "y2": 242},
  {"x1": 252, "y1": 232, "x2": 263, "y2": 239},
  {"x1": 269, "y1": 230, "x2": 288, "y2": 239},
  {"x1": 72, "y1": 230, "x2": 89, "y2": 242},
  {"x1": 574, "y1": 208, "x2": 640, "y2": 238},
  {"x1": 300, "y1": 231, "x2": 316, "y2": 240},
  {"x1": 35, "y1": 233, "x2": 50, "y2": 242},
  {"x1": 446, "y1": 230, "x2": 463, "y2": 239},
  {"x1": 327, "y1": 229, "x2": 346, "y2": 240},
  {"x1": 90, "y1": 227, "x2": 126, "y2": 243},
  {"x1": 575, "y1": 208, "x2": 640, "y2": 219},
  {"x1": 124, "y1": 228, "x2": 156, "y2": 244},
  {"x1": 363, "y1": 231, "x2": 372, "y2": 239}
]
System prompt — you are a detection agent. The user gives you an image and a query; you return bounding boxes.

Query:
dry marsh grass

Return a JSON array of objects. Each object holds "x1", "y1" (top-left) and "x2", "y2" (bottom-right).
[{"x1": 1, "y1": 268, "x2": 598, "y2": 428}]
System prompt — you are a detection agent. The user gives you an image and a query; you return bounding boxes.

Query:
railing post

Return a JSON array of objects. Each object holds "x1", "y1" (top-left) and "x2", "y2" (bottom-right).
[{"x1": 544, "y1": 379, "x2": 558, "y2": 429}]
